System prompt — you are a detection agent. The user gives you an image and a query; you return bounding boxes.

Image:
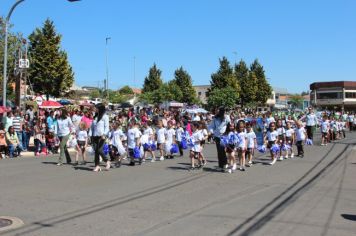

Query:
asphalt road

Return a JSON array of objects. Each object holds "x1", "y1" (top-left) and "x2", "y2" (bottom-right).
[{"x1": 0, "y1": 133, "x2": 356, "y2": 236}]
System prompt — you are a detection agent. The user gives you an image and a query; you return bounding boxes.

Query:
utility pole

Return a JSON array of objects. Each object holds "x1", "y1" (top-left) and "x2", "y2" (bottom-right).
[{"x1": 105, "y1": 37, "x2": 111, "y2": 100}]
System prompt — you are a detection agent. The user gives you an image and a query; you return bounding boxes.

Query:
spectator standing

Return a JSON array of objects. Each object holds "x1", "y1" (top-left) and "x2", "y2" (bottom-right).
[{"x1": 56, "y1": 109, "x2": 74, "y2": 165}]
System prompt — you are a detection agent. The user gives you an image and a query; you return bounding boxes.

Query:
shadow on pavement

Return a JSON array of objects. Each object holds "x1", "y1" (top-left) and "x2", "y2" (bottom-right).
[
  {"x1": 167, "y1": 166, "x2": 189, "y2": 171},
  {"x1": 73, "y1": 166, "x2": 93, "y2": 171},
  {"x1": 41, "y1": 162, "x2": 59, "y2": 165},
  {"x1": 341, "y1": 214, "x2": 356, "y2": 221}
]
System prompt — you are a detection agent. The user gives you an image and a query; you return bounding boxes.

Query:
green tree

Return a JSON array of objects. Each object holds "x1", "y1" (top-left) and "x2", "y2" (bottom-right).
[
  {"x1": 210, "y1": 57, "x2": 240, "y2": 100},
  {"x1": 28, "y1": 19, "x2": 74, "y2": 100},
  {"x1": 250, "y1": 59, "x2": 272, "y2": 105},
  {"x1": 207, "y1": 87, "x2": 240, "y2": 109},
  {"x1": 89, "y1": 89, "x2": 101, "y2": 99},
  {"x1": 142, "y1": 63, "x2": 163, "y2": 93},
  {"x1": 235, "y1": 60, "x2": 257, "y2": 107},
  {"x1": 289, "y1": 95, "x2": 303, "y2": 109},
  {"x1": 108, "y1": 90, "x2": 125, "y2": 104},
  {"x1": 0, "y1": 17, "x2": 23, "y2": 86},
  {"x1": 173, "y1": 66, "x2": 197, "y2": 104},
  {"x1": 118, "y1": 85, "x2": 134, "y2": 95}
]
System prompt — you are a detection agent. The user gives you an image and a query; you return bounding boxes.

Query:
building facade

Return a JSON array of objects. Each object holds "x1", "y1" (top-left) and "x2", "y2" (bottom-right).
[
  {"x1": 193, "y1": 85, "x2": 210, "y2": 104},
  {"x1": 310, "y1": 81, "x2": 356, "y2": 111}
]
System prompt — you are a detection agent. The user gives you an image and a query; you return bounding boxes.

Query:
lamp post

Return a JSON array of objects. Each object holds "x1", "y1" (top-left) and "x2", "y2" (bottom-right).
[
  {"x1": 105, "y1": 37, "x2": 111, "y2": 100},
  {"x1": 3, "y1": 0, "x2": 25, "y2": 107},
  {"x1": 2, "y1": 0, "x2": 80, "y2": 107}
]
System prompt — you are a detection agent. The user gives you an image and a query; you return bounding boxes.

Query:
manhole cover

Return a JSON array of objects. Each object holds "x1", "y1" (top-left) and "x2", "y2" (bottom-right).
[{"x1": 0, "y1": 218, "x2": 13, "y2": 228}]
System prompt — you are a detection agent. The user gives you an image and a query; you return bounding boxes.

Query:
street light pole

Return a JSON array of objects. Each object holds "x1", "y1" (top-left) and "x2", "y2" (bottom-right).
[
  {"x1": 2, "y1": 0, "x2": 80, "y2": 107},
  {"x1": 3, "y1": 0, "x2": 26, "y2": 107},
  {"x1": 105, "y1": 37, "x2": 111, "y2": 100}
]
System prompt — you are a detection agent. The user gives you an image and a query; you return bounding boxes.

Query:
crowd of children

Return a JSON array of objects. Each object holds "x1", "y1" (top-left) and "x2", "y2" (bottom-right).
[{"x1": 0, "y1": 106, "x2": 353, "y2": 174}]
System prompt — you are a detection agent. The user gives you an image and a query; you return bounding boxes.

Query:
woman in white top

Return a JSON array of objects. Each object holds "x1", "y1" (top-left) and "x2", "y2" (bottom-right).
[
  {"x1": 56, "y1": 109, "x2": 74, "y2": 166},
  {"x1": 90, "y1": 104, "x2": 110, "y2": 172}
]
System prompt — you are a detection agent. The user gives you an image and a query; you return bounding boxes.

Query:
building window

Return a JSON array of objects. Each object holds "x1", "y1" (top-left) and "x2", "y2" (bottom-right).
[
  {"x1": 346, "y1": 92, "x2": 356, "y2": 99},
  {"x1": 317, "y1": 92, "x2": 343, "y2": 99}
]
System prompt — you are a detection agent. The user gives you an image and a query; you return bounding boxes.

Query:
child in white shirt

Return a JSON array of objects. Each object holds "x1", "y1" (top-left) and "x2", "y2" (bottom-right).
[
  {"x1": 246, "y1": 123, "x2": 257, "y2": 166},
  {"x1": 175, "y1": 122, "x2": 185, "y2": 157},
  {"x1": 143, "y1": 122, "x2": 156, "y2": 162},
  {"x1": 264, "y1": 122, "x2": 279, "y2": 165},
  {"x1": 75, "y1": 122, "x2": 88, "y2": 165},
  {"x1": 295, "y1": 121, "x2": 307, "y2": 157},
  {"x1": 189, "y1": 122, "x2": 203, "y2": 170},
  {"x1": 155, "y1": 121, "x2": 167, "y2": 161}
]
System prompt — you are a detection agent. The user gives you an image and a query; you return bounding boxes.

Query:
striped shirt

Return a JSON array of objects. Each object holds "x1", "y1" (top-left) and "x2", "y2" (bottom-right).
[{"x1": 12, "y1": 116, "x2": 22, "y2": 132}]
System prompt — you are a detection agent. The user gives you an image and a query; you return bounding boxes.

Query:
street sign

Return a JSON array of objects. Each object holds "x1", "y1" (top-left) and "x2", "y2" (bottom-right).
[
  {"x1": 35, "y1": 96, "x2": 43, "y2": 106},
  {"x1": 19, "y1": 59, "x2": 29, "y2": 69}
]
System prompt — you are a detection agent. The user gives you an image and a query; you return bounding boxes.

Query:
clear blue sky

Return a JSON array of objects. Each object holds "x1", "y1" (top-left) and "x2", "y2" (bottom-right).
[{"x1": 2, "y1": 0, "x2": 356, "y2": 93}]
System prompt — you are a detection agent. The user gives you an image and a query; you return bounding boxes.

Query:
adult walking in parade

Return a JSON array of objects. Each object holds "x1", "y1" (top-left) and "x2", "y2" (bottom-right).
[
  {"x1": 90, "y1": 103, "x2": 110, "y2": 172},
  {"x1": 303, "y1": 107, "x2": 318, "y2": 140},
  {"x1": 56, "y1": 109, "x2": 74, "y2": 166},
  {"x1": 209, "y1": 107, "x2": 231, "y2": 171}
]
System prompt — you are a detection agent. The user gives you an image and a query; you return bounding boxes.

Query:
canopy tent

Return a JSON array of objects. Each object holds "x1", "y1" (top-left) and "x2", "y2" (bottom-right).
[{"x1": 39, "y1": 101, "x2": 63, "y2": 109}]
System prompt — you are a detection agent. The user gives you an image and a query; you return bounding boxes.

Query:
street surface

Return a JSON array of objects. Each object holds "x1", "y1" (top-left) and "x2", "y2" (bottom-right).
[{"x1": 0, "y1": 133, "x2": 356, "y2": 236}]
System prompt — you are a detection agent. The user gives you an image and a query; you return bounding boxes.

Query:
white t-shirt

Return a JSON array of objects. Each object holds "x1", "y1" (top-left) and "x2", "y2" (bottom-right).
[
  {"x1": 110, "y1": 130, "x2": 124, "y2": 148},
  {"x1": 237, "y1": 132, "x2": 247, "y2": 149},
  {"x1": 267, "y1": 130, "x2": 278, "y2": 141},
  {"x1": 285, "y1": 128, "x2": 295, "y2": 138},
  {"x1": 277, "y1": 127, "x2": 285, "y2": 136},
  {"x1": 140, "y1": 134, "x2": 149, "y2": 145},
  {"x1": 176, "y1": 127, "x2": 184, "y2": 142},
  {"x1": 191, "y1": 130, "x2": 202, "y2": 152},
  {"x1": 246, "y1": 131, "x2": 256, "y2": 149},
  {"x1": 295, "y1": 127, "x2": 306, "y2": 141},
  {"x1": 76, "y1": 130, "x2": 88, "y2": 141},
  {"x1": 156, "y1": 127, "x2": 167, "y2": 144},
  {"x1": 321, "y1": 121, "x2": 329, "y2": 133},
  {"x1": 144, "y1": 127, "x2": 154, "y2": 141},
  {"x1": 166, "y1": 128, "x2": 176, "y2": 143},
  {"x1": 127, "y1": 127, "x2": 141, "y2": 149}
]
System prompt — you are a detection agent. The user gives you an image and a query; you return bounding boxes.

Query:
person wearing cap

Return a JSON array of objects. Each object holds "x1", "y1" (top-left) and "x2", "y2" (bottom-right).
[{"x1": 208, "y1": 107, "x2": 231, "y2": 171}]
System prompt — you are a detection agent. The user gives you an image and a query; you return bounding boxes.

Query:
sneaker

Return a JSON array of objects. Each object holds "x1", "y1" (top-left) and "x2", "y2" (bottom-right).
[
  {"x1": 291, "y1": 153, "x2": 294, "y2": 158},
  {"x1": 57, "y1": 162, "x2": 63, "y2": 166},
  {"x1": 246, "y1": 161, "x2": 253, "y2": 167},
  {"x1": 189, "y1": 166, "x2": 195, "y2": 171},
  {"x1": 232, "y1": 164, "x2": 237, "y2": 171},
  {"x1": 239, "y1": 167, "x2": 246, "y2": 171},
  {"x1": 269, "y1": 158, "x2": 277, "y2": 165},
  {"x1": 159, "y1": 156, "x2": 164, "y2": 161},
  {"x1": 129, "y1": 161, "x2": 135, "y2": 166},
  {"x1": 142, "y1": 159, "x2": 146, "y2": 163},
  {"x1": 151, "y1": 158, "x2": 156, "y2": 163},
  {"x1": 228, "y1": 168, "x2": 233, "y2": 174},
  {"x1": 284, "y1": 155, "x2": 288, "y2": 159},
  {"x1": 201, "y1": 160, "x2": 207, "y2": 166},
  {"x1": 278, "y1": 156, "x2": 284, "y2": 161},
  {"x1": 224, "y1": 164, "x2": 229, "y2": 169}
]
